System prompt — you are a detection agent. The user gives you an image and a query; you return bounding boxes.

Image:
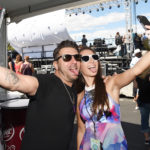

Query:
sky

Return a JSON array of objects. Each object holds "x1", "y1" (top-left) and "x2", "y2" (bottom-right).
[
  {"x1": 64, "y1": 0, "x2": 150, "y2": 44},
  {"x1": 8, "y1": 0, "x2": 150, "y2": 48}
]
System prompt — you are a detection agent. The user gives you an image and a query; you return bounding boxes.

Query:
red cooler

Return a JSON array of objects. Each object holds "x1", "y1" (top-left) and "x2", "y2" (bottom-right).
[{"x1": 1, "y1": 91, "x2": 29, "y2": 150}]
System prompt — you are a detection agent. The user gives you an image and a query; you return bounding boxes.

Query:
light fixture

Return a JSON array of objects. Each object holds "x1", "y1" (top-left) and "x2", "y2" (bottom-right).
[{"x1": 117, "y1": 4, "x2": 120, "y2": 8}]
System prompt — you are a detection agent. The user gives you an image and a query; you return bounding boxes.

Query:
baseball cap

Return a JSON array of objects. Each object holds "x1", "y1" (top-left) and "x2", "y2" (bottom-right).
[{"x1": 133, "y1": 49, "x2": 141, "y2": 55}]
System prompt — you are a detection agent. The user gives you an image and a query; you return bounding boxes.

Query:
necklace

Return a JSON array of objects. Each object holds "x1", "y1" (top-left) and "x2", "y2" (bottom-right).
[{"x1": 62, "y1": 81, "x2": 75, "y2": 105}]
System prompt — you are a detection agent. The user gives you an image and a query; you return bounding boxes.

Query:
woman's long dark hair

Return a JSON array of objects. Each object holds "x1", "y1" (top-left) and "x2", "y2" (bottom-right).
[{"x1": 74, "y1": 47, "x2": 110, "y2": 119}]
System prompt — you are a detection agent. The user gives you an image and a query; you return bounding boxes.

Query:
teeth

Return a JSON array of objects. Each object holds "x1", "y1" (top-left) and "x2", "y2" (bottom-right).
[{"x1": 88, "y1": 66, "x2": 95, "y2": 69}]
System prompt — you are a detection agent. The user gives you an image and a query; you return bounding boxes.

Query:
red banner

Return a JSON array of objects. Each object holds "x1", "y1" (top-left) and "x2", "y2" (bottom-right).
[{"x1": 2, "y1": 108, "x2": 26, "y2": 150}]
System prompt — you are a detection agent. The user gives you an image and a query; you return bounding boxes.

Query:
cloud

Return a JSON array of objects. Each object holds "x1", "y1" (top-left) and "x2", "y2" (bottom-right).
[
  {"x1": 70, "y1": 26, "x2": 126, "y2": 42},
  {"x1": 65, "y1": 12, "x2": 125, "y2": 32},
  {"x1": 65, "y1": 12, "x2": 126, "y2": 42},
  {"x1": 66, "y1": 10, "x2": 150, "y2": 42}
]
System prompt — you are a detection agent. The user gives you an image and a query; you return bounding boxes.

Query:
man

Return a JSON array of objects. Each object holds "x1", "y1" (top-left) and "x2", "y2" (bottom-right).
[
  {"x1": 130, "y1": 49, "x2": 142, "y2": 68},
  {"x1": 0, "y1": 40, "x2": 81, "y2": 150},
  {"x1": 123, "y1": 29, "x2": 131, "y2": 55},
  {"x1": 81, "y1": 34, "x2": 88, "y2": 46},
  {"x1": 114, "y1": 32, "x2": 123, "y2": 56}
]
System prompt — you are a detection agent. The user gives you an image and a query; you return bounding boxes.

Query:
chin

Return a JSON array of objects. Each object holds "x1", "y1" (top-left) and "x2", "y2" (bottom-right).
[
  {"x1": 73, "y1": 76, "x2": 78, "y2": 80},
  {"x1": 90, "y1": 73, "x2": 97, "y2": 77}
]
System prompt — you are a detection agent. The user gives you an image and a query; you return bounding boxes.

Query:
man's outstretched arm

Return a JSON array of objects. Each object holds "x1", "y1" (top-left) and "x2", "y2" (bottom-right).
[{"x1": 0, "y1": 66, "x2": 38, "y2": 96}]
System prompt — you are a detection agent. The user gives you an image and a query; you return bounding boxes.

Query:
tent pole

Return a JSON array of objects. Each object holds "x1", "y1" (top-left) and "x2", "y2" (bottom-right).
[
  {"x1": 0, "y1": 8, "x2": 7, "y2": 150},
  {"x1": 0, "y1": 8, "x2": 7, "y2": 100}
]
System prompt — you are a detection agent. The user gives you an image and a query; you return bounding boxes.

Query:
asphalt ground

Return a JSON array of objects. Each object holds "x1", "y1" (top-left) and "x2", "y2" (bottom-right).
[
  {"x1": 70, "y1": 97, "x2": 150, "y2": 150},
  {"x1": 120, "y1": 97, "x2": 150, "y2": 150}
]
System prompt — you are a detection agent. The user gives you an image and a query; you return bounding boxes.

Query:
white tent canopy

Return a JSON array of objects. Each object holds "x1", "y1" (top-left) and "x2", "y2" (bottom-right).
[{"x1": 8, "y1": 9, "x2": 72, "y2": 58}]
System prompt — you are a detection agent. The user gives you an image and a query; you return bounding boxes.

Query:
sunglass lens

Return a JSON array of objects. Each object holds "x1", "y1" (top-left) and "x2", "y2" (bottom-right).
[
  {"x1": 74, "y1": 54, "x2": 81, "y2": 61},
  {"x1": 92, "y1": 55, "x2": 99, "y2": 60},
  {"x1": 63, "y1": 55, "x2": 72, "y2": 61},
  {"x1": 81, "y1": 56, "x2": 89, "y2": 62}
]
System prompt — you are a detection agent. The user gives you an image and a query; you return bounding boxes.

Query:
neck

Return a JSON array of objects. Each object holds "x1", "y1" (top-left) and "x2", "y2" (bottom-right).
[
  {"x1": 55, "y1": 71, "x2": 72, "y2": 87},
  {"x1": 84, "y1": 76, "x2": 95, "y2": 87}
]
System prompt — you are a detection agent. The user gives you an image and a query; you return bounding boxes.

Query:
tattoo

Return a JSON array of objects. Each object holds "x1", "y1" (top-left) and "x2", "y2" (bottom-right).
[{"x1": 5, "y1": 71, "x2": 19, "y2": 85}]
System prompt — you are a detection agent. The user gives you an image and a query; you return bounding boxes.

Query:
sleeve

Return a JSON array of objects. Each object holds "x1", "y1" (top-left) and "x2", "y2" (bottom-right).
[{"x1": 26, "y1": 74, "x2": 44, "y2": 101}]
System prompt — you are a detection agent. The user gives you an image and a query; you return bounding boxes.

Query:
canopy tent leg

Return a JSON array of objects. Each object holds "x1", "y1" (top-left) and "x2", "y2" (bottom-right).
[
  {"x1": 0, "y1": 8, "x2": 7, "y2": 150},
  {"x1": 0, "y1": 8, "x2": 7, "y2": 100}
]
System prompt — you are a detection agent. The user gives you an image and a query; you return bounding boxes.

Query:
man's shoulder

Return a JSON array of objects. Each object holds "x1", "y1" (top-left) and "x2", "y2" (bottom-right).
[{"x1": 35, "y1": 74, "x2": 60, "y2": 84}]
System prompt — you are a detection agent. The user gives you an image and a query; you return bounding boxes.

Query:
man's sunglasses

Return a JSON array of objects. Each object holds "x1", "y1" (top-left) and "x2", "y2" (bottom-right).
[
  {"x1": 55, "y1": 54, "x2": 81, "y2": 62},
  {"x1": 81, "y1": 54, "x2": 99, "y2": 62}
]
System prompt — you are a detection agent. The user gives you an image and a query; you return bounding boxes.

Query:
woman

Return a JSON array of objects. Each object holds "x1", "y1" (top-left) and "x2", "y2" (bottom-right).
[
  {"x1": 15, "y1": 54, "x2": 23, "y2": 74},
  {"x1": 75, "y1": 47, "x2": 150, "y2": 150},
  {"x1": 20, "y1": 56, "x2": 34, "y2": 76}
]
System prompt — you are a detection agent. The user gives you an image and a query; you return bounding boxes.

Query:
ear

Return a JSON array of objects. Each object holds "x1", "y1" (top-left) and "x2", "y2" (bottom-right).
[{"x1": 53, "y1": 61, "x2": 58, "y2": 70}]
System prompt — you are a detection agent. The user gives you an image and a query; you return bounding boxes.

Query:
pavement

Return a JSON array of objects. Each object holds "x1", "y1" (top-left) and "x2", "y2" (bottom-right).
[
  {"x1": 70, "y1": 97, "x2": 150, "y2": 150},
  {"x1": 120, "y1": 97, "x2": 150, "y2": 150}
]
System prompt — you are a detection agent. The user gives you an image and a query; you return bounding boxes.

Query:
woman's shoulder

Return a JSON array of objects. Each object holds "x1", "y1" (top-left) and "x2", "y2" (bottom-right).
[{"x1": 15, "y1": 61, "x2": 23, "y2": 65}]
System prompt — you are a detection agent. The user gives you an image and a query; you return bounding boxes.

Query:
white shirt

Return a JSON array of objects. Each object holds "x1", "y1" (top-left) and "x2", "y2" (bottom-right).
[{"x1": 130, "y1": 56, "x2": 140, "y2": 68}]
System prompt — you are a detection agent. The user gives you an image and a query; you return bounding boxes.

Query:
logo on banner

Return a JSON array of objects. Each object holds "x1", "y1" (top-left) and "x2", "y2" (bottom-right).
[
  {"x1": 6, "y1": 145, "x2": 15, "y2": 150},
  {"x1": 19, "y1": 127, "x2": 25, "y2": 141},
  {"x1": 3, "y1": 125, "x2": 15, "y2": 142}
]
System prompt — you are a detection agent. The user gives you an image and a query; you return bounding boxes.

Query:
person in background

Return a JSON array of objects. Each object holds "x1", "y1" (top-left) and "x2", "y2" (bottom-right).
[
  {"x1": 0, "y1": 40, "x2": 80, "y2": 150},
  {"x1": 8, "y1": 55, "x2": 15, "y2": 72},
  {"x1": 141, "y1": 33, "x2": 148, "y2": 50},
  {"x1": 130, "y1": 49, "x2": 142, "y2": 110},
  {"x1": 123, "y1": 29, "x2": 131, "y2": 56},
  {"x1": 136, "y1": 67, "x2": 150, "y2": 146},
  {"x1": 82, "y1": 34, "x2": 88, "y2": 47},
  {"x1": 75, "y1": 46, "x2": 150, "y2": 150},
  {"x1": 20, "y1": 56, "x2": 34, "y2": 76},
  {"x1": 114, "y1": 32, "x2": 123, "y2": 56},
  {"x1": 145, "y1": 25, "x2": 150, "y2": 39},
  {"x1": 133, "y1": 33, "x2": 143, "y2": 50},
  {"x1": 14, "y1": 54, "x2": 23, "y2": 74}
]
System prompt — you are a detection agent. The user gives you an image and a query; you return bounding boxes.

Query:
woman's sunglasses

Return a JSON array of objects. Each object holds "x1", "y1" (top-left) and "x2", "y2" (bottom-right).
[
  {"x1": 55, "y1": 54, "x2": 81, "y2": 62},
  {"x1": 81, "y1": 54, "x2": 99, "y2": 62}
]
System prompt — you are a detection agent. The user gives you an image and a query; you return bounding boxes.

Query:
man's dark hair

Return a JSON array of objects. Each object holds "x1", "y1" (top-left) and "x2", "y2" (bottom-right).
[{"x1": 53, "y1": 40, "x2": 79, "y2": 60}]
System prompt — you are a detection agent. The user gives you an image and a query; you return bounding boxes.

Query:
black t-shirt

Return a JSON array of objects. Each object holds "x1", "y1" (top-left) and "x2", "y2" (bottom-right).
[
  {"x1": 136, "y1": 75, "x2": 150, "y2": 105},
  {"x1": 21, "y1": 74, "x2": 76, "y2": 150}
]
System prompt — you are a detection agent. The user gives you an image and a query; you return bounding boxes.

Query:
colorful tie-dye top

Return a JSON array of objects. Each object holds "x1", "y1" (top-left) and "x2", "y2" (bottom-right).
[{"x1": 79, "y1": 89, "x2": 127, "y2": 150}]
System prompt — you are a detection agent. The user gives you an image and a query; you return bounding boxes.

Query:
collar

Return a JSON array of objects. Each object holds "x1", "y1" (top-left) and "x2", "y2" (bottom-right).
[{"x1": 85, "y1": 84, "x2": 95, "y2": 91}]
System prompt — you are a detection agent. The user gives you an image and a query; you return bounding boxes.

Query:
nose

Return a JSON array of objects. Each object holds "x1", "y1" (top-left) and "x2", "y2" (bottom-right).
[
  {"x1": 89, "y1": 57, "x2": 94, "y2": 62},
  {"x1": 71, "y1": 56, "x2": 77, "y2": 63}
]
